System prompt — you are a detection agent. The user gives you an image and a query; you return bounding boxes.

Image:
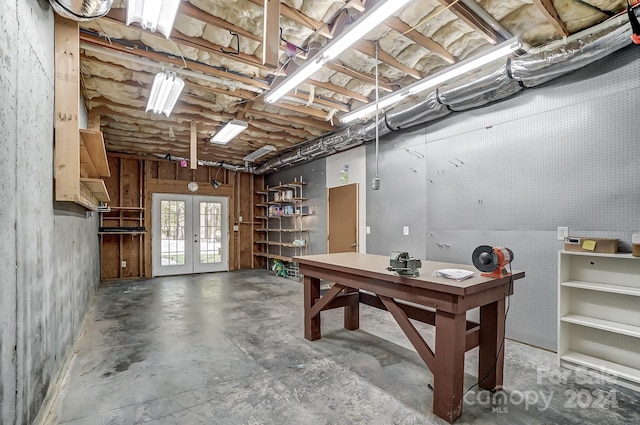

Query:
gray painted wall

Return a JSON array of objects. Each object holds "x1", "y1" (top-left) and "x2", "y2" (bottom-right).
[
  {"x1": 366, "y1": 45, "x2": 640, "y2": 351},
  {"x1": 271, "y1": 45, "x2": 640, "y2": 352},
  {"x1": 1, "y1": 2, "x2": 101, "y2": 423}
]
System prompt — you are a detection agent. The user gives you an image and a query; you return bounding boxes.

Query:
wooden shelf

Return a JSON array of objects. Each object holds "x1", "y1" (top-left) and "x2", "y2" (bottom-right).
[
  {"x1": 255, "y1": 241, "x2": 304, "y2": 248},
  {"x1": 80, "y1": 129, "x2": 110, "y2": 178},
  {"x1": 561, "y1": 351, "x2": 640, "y2": 388},
  {"x1": 256, "y1": 228, "x2": 308, "y2": 232},
  {"x1": 558, "y1": 250, "x2": 640, "y2": 392},
  {"x1": 561, "y1": 314, "x2": 640, "y2": 339},
  {"x1": 99, "y1": 231, "x2": 146, "y2": 235},
  {"x1": 80, "y1": 178, "x2": 110, "y2": 202},
  {"x1": 561, "y1": 280, "x2": 640, "y2": 297},
  {"x1": 254, "y1": 252, "x2": 292, "y2": 262},
  {"x1": 109, "y1": 206, "x2": 144, "y2": 211}
]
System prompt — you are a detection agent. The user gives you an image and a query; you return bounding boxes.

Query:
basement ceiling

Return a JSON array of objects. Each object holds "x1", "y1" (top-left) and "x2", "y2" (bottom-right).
[{"x1": 79, "y1": 0, "x2": 629, "y2": 166}]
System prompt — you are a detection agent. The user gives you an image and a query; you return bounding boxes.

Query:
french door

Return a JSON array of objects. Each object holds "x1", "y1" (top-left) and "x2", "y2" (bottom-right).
[{"x1": 152, "y1": 194, "x2": 229, "y2": 276}]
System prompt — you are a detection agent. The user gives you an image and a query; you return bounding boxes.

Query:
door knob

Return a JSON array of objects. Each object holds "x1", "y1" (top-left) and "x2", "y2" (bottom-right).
[{"x1": 351, "y1": 243, "x2": 357, "y2": 247}]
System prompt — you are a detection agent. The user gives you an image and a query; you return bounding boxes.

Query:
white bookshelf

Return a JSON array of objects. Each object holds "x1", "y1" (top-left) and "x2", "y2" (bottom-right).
[{"x1": 558, "y1": 251, "x2": 640, "y2": 391}]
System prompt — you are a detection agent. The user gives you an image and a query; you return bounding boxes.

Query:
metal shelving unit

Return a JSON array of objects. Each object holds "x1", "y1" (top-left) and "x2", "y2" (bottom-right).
[{"x1": 254, "y1": 177, "x2": 308, "y2": 280}]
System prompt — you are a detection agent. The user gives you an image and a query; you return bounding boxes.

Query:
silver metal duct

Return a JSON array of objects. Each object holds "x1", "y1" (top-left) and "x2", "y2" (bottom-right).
[
  {"x1": 438, "y1": 63, "x2": 522, "y2": 111},
  {"x1": 49, "y1": 0, "x2": 113, "y2": 21},
  {"x1": 384, "y1": 91, "x2": 450, "y2": 130},
  {"x1": 510, "y1": 13, "x2": 632, "y2": 87},
  {"x1": 151, "y1": 155, "x2": 253, "y2": 173}
]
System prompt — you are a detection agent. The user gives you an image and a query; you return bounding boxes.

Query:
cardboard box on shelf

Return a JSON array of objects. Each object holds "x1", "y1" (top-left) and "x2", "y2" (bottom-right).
[{"x1": 564, "y1": 237, "x2": 618, "y2": 254}]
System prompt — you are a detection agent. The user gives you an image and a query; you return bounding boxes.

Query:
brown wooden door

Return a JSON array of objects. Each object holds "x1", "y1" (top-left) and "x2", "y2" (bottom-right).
[{"x1": 327, "y1": 183, "x2": 358, "y2": 253}]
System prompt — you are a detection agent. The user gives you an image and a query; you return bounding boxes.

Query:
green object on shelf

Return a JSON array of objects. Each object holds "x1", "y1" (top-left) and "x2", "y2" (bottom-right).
[{"x1": 272, "y1": 260, "x2": 288, "y2": 277}]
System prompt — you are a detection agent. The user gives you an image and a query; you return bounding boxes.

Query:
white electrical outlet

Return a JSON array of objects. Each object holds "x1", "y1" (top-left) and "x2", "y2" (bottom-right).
[
  {"x1": 121, "y1": 260, "x2": 126, "y2": 268},
  {"x1": 403, "y1": 226, "x2": 409, "y2": 236},
  {"x1": 366, "y1": 226, "x2": 371, "y2": 235},
  {"x1": 557, "y1": 227, "x2": 569, "y2": 241}
]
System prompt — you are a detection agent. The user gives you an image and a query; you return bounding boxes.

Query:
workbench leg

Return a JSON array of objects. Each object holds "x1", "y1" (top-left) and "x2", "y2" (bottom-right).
[
  {"x1": 478, "y1": 298, "x2": 506, "y2": 391},
  {"x1": 433, "y1": 311, "x2": 466, "y2": 423},
  {"x1": 343, "y1": 287, "x2": 360, "y2": 331},
  {"x1": 304, "y1": 275, "x2": 321, "y2": 341}
]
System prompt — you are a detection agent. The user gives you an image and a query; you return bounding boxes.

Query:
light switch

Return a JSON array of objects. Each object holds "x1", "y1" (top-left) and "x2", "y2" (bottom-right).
[
  {"x1": 557, "y1": 227, "x2": 568, "y2": 241},
  {"x1": 366, "y1": 226, "x2": 371, "y2": 235},
  {"x1": 403, "y1": 226, "x2": 409, "y2": 236}
]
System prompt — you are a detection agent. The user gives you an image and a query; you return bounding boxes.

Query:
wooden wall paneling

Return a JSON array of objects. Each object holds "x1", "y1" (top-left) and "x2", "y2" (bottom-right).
[
  {"x1": 157, "y1": 160, "x2": 176, "y2": 179},
  {"x1": 177, "y1": 164, "x2": 191, "y2": 181},
  {"x1": 101, "y1": 234, "x2": 121, "y2": 280},
  {"x1": 238, "y1": 172, "x2": 254, "y2": 269},
  {"x1": 121, "y1": 158, "x2": 142, "y2": 278},
  {"x1": 195, "y1": 166, "x2": 209, "y2": 182}
]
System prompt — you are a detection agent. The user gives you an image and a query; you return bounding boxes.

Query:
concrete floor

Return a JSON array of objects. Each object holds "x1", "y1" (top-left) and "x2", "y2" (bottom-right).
[{"x1": 44, "y1": 270, "x2": 640, "y2": 425}]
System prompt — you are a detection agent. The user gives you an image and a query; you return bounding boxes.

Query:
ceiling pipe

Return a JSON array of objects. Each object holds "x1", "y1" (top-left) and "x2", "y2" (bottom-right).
[
  {"x1": 49, "y1": 0, "x2": 113, "y2": 21},
  {"x1": 254, "y1": 10, "x2": 637, "y2": 174}
]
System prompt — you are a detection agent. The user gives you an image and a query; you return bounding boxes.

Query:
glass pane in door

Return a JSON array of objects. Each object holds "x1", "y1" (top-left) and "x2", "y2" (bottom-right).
[
  {"x1": 160, "y1": 200, "x2": 186, "y2": 265},
  {"x1": 199, "y1": 201, "x2": 222, "y2": 264}
]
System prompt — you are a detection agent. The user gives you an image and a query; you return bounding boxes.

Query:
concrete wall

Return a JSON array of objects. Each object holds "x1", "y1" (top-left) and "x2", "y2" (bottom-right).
[{"x1": 0, "y1": 2, "x2": 101, "y2": 424}]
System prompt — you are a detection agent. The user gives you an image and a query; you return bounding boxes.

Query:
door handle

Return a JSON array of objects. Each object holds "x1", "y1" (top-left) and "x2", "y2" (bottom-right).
[{"x1": 351, "y1": 243, "x2": 357, "y2": 247}]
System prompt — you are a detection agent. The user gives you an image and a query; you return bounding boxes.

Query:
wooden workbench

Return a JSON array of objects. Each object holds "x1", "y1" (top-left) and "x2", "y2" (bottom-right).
[{"x1": 294, "y1": 252, "x2": 525, "y2": 423}]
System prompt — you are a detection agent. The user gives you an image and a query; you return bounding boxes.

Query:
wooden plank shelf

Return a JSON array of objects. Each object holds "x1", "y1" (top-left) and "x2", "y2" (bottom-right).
[
  {"x1": 561, "y1": 280, "x2": 640, "y2": 297},
  {"x1": 80, "y1": 178, "x2": 110, "y2": 202},
  {"x1": 561, "y1": 314, "x2": 640, "y2": 339},
  {"x1": 254, "y1": 252, "x2": 293, "y2": 262},
  {"x1": 256, "y1": 228, "x2": 308, "y2": 232},
  {"x1": 80, "y1": 129, "x2": 110, "y2": 178}
]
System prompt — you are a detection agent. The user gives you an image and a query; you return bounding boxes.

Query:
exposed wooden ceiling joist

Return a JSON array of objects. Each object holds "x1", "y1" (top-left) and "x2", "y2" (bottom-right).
[
  {"x1": 308, "y1": 79, "x2": 370, "y2": 103},
  {"x1": 384, "y1": 17, "x2": 457, "y2": 64},
  {"x1": 324, "y1": 62, "x2": 395, "y2": 93},
  {"x1": 436, "y1": 0, "x2": 501, "y2": 44},
  {"x1": 533, "y1": 0, "x2": 570, "y2": 37},
  {"x1": 246, "y1": 0, "x2": 334, "y2": 39},
  {"x1": 80, "y1": 32, "x2": 270, "y2": 90},
  {"x1": 352, "y1": 40, "x2": 423, "y2": 80}
]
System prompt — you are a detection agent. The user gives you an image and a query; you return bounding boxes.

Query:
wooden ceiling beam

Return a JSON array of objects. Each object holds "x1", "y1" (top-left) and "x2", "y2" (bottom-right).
[
  {"x1": 246, "y1": 0, "x2": 333, "y2": 39},
  {"x1": 92, "y1": 102, "x2": 315, "y2": 138},
  {"x1": 101, "y1": 10, "x2": 274, "y2": 72},
  {"x1": 81, "y1": 54, "x2": 256, "y2": 101},
  {"x1": 103, "y1": 114, "x2": 306, "y2": 143},
  {"x1": 436, "y1": 0, "x2": 501, "y2": 45},
  {"x1": 384, "y1": 17, "x2": 457, "y2": 64},
  {"x1": 179, "y1": 2, "x2": 262, "y2": 43},
  {"x1": 288, "y1": 91, "x2": 350, "y2": 112},
  {"x1": 533, "y1": 0, "x2": 569, "y2": 37},
  {"x1": 271, "y1": 101, "x2": 330, "y2": 120},
  {"x1": 308, "y1": 79, "x2": 370, "y2": 103},
  {"x1": 80, "y1": 32, "x2": 269, "y2": 90},
  {"x1": 351, "y1": 39, "x2": 423, "y2": 80},
  {"x1": 262, "y1": 0, "x2": 281, "y2": 68},
  {"x1": 242, "y1": 107, "x2": 329, "y2": 131},
  {"x1": 324, "y1": 62, "x2": 395, "y2": 93}
]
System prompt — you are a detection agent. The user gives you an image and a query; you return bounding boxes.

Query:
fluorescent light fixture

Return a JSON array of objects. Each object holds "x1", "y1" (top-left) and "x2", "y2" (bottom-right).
[
  {"x1": 146, "y1": 71, "x2": 184, "y2": 117},
  {"x1": 126, "y1": 0, "x2": 181, "y2": 39},
  {"x1": 243, "y1": 145, "x2": 277, "y2": 162},
  {"x1": 341, "y1": 37, "x2": 523, "y2": 124},
  {"x1": 264, "y1": 0, "x2": 412, "y2": 104},
  {"x1": 211, "y1": 120, "x2": 248, "y2": 144}
]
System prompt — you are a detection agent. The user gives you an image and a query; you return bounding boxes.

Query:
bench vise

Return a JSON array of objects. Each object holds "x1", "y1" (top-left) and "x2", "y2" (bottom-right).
[{"x1": 386, "y1": 251, "x2": 422, "y2": 277}]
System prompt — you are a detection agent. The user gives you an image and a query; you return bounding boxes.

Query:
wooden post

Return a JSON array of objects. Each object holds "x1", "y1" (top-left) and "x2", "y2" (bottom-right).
[
  {"x1": 262, "y1": 0, "x2": 280, "y2": 68},
  {"x1": 479, "y1": 298, "x2": 506, "y2": 391},
  {"x1": 54, "y1": 15, "x2": 80, "y2": 201},
  {"x1": 303, "y1": 275, "x2": 321, "y2": 340},
  {"x1": 190, "y1": 121, "x2": 197, "y2": 169},
  {"x1": 433, "y1": 311, "x2": 466, "y2": 423}
]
